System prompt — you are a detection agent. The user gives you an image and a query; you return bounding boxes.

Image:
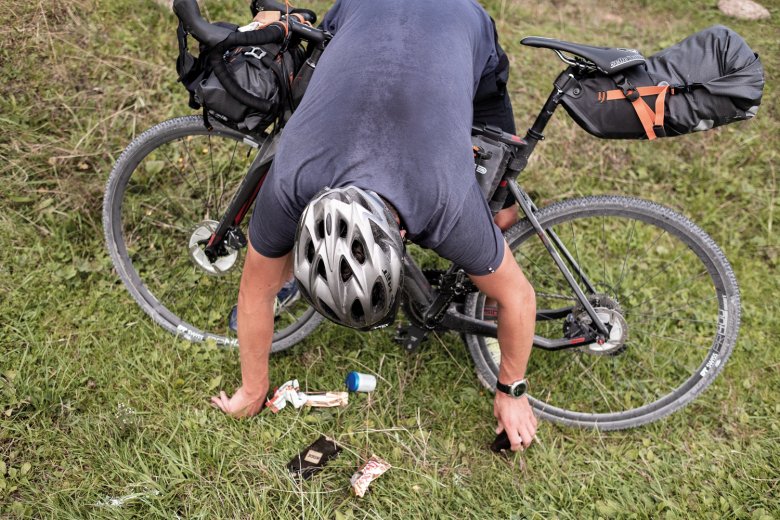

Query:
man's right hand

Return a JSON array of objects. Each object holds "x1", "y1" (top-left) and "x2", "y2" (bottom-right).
[
  {"x1": 211, "y1": 246, "x2": 293, "y2": 418},
  {"x1": 211, "y1": 386, "x2": 266, "y2": 417}
]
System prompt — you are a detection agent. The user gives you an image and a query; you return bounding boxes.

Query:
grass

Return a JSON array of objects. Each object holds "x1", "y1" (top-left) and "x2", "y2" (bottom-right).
[{"x1": 1, "y1": 0, "x2": 779, "y2": 517}]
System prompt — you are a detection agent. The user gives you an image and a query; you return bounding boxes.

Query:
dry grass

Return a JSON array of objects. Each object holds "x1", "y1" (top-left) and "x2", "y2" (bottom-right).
[{"x1": 1, "y1": 0, "x2": 778, "y2": 517}]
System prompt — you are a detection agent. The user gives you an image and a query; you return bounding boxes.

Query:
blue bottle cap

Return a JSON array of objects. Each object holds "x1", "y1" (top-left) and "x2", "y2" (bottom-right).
[{"x1": 345, "y1": 371, "x2": 360, "y2": 392}]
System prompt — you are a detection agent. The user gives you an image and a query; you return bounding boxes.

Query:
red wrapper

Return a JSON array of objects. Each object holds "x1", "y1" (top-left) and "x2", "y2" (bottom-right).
[{"x1": 350, "y1": 456, "x2": 391, "y2": 497}]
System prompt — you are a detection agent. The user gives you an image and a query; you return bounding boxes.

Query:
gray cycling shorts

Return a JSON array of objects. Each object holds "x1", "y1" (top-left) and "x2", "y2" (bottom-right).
[{"x1": 434, "y1": 182, "x2": 506, "y2": 276}]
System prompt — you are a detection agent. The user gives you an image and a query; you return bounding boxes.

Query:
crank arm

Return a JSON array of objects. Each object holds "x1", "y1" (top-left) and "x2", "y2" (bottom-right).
[{"x1": 440, "y1": 307, "x2": 596, "y2": 351}]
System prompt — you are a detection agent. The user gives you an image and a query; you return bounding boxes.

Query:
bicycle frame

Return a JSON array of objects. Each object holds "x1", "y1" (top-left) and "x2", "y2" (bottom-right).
[
  {"x1": 401, "y1": 66, "x2": 611, "y2": 350},
  {"x1": 203, "y1": 65, "x2": 610, "y2": 351}
]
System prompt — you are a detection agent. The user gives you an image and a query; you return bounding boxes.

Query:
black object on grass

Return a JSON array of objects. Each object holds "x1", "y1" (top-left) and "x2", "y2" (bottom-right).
[
  {"x1": 287, "y1": 436, "x2": 342, "y2": 479},
  {"x1": 490, "y1": 431, "x2": 511, "y2": 453}
]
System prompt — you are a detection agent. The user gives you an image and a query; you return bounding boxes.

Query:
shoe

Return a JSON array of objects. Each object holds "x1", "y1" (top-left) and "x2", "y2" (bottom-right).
[
  {"x1": 275, "y1": 279, "x2": 300, "y2": 314},
  {"x1": 227, "y1": 279, "x2": 301, "y2": 332}
]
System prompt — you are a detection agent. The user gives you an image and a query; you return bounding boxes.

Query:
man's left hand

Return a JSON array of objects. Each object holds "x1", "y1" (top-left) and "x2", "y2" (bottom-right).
[{"x1": 494, "y1": 392, "x2": 537, "y2": 451}]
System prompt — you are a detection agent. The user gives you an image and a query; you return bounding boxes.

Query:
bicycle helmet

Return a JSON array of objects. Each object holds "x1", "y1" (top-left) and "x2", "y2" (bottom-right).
[{"x1": 293, "y1": 186, "x2": 405, "y2": 330}]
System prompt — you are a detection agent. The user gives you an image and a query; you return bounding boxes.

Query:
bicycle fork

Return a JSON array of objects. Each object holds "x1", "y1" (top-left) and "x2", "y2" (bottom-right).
[{"x1": 201, "y1": 134, "x2": 277, "y2": 264}]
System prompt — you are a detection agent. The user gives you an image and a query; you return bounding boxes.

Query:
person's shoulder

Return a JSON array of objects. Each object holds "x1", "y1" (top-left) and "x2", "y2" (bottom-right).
[{"x1": 321, "y1": 0, "x2": 350, "y2": 33}]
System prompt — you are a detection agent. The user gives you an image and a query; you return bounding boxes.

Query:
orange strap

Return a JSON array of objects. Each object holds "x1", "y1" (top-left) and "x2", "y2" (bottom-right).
[
  {"x1": 267, "y1": 20, "x2": 289, "y2": 36},
  {"x1": 599, "y1": 85, "x2": 672, "y2": 140},
  {"x1": 289, "y1": 13, "x2": 310, "y2": 25}
]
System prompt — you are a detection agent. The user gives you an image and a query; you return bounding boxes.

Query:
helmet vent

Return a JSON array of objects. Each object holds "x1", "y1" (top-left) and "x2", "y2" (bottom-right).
[
  {"x1": 369, "y1": 220, "x2": 392, "y2": 253},
  {"x1": 316, "y1": 259, "x2": 327, "y2": 281},
  {"x1": 319, "y1": 299, "x2": 338, "y2": 322},
  {"x1": 305, "y1": 240, "x2": 315, "y2": 263},
  {"x1": 326, "y1": 214, "x2": 332, "y2": 235},
  {"x1": 350, "y1": 299, "x2": 365, "y2": 322},
  {"x1": 338, "y1": 218, "x2": 348, "y2": 238},
  {"x1": 371, "y1": 279, "x2": 385, "y2": 311},
  {"x1": 352, "y1": 239, "x2": 366, "y2": 264},
  {"x1": 340, "y1": 258, "x2": 353, "y2": 282},
  {"x1": 316, "y1": 219, "x2": 325, "y2": 239}
]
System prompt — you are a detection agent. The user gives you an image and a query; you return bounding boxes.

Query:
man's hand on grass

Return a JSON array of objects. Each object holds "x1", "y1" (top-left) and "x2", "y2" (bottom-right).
[
  {"x1": 494, "y1": 392, "x2": 537, "y2": 451},
  {"x1": 210, "y1": 386, "x2": 266, "y2": 417}
]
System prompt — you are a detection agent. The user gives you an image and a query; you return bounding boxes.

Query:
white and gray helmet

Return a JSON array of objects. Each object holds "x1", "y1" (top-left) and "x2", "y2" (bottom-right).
[{"x1": 293, "y1": 186, "x2": 404, "y2": 330}]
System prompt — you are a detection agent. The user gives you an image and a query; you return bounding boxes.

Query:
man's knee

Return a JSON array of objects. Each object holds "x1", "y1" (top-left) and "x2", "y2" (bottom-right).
[
  {"x1": 503, "y1": 272, "x2": 535, "y2": 310},
  {"x1": 494, "y1": 204, "x2": 519, "y2": 231}
]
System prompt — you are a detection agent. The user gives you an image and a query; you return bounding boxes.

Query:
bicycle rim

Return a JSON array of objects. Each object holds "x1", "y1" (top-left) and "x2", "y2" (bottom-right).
[
  {"x1": 103, "y1": 116, "x2": 322, "y2": 350},
  {"x1": 464, "y1": 195, "x2": 740, "y2": 429}
]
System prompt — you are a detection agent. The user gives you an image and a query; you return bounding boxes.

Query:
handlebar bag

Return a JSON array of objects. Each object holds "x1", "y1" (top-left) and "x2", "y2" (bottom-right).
[
  {"x1": 559, "y1": 26, "x2": 764, "y2": 140},
  {"x1": 196, "y1": 42, "x2": 303, "y2": 132},
  {"x1": 176, "y1": 20, "x2": 305, "y2": 133}
]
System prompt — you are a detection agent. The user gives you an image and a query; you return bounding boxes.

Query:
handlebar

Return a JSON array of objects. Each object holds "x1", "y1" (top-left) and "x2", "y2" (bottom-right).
[
  {"x1": 173, "y1": 0, "x2": 233, "y2": 47},
  {"x1": 174, "y1": 0, "x2": 327, "y2": 47},
  {"x1": 173, "y1": 0, "x2": 330, "y2": 114},
  {"x1": 253, "y1": 0, "x2": 317, "y2": 25}
]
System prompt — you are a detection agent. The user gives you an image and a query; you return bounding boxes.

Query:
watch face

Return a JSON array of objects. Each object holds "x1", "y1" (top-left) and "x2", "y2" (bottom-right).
[{"x1": 510, "y1": 380, "x2": 527, "y2": 397}]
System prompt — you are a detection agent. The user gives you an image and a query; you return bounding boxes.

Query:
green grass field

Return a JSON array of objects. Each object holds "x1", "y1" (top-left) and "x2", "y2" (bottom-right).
[{"x1": 1, "y1": 0, "x2": 779, "y2": 517}]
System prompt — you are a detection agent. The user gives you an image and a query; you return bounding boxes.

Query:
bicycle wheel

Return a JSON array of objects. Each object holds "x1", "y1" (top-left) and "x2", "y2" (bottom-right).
[
  {"x1": 103, "y1": 116, "x2": 323, "y2": 351},
  {"x1": 463, "y1": 195, "x2": 740, "y2": 430}
]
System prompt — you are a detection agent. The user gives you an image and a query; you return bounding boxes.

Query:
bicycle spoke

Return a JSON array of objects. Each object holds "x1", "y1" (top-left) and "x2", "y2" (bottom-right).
[
  {"x1": 216, "y1": 140, "x2": 241, "y2": 214},
  {"x1": 569, "y1": 220, "x2": 585, "y2": 288},
  {"x1": 572, "y1": 355, "x2": 620, "y2": 413},
  {"x1": 629, "y1": 294, "x2": 718, "y2": 323},
  {"x1": 614, "y1": 219, "x2": 637, "y2": 292},
  {"x1": 629, "y1": 269, "x2": 710, "y2": 310},
  {"x1": 161, "y1": 140, "x2": 200, "y2": 195},
  {"x1": 602, "y1": 215, "x2": 608, "y2": 287}
]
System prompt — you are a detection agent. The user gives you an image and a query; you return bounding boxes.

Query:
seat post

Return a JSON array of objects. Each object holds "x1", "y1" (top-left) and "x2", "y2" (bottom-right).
[{"x1": 519, "y1": 67, "x2": 578, "y2": 160}]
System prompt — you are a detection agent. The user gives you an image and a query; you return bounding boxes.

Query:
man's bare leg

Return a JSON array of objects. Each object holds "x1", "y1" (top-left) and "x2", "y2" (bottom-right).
[{"x1": 494, "y1": 203, "x2": 519, "y2": 231}]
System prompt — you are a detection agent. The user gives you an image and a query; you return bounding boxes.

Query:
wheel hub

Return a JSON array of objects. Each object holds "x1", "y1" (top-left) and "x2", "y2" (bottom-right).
[
  {"x1": 188, "y1": 220, "x2": 239, "y2": 276},
  {"x1": 570, "y1": 294, "x2": 628, "y2": 355}
]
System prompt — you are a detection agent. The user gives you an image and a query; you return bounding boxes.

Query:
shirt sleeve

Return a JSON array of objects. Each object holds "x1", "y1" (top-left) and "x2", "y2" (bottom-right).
[
  {"x1": 321, "y1": 0, "x2": 345, "y2": 33},
  {"x1": 248, "y1": 175, "x2": 300, "y2": 258}
]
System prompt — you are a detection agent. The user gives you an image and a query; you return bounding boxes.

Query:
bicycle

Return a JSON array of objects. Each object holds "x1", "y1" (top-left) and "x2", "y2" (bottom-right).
[{"x1": 103, "y1": 0, "x2": 740, "y2": 430}]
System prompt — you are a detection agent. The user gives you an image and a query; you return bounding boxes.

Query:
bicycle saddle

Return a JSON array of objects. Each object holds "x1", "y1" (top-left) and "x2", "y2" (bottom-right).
[{"x1": 521, "y1": 37, "x2": 646, "y2": 74}]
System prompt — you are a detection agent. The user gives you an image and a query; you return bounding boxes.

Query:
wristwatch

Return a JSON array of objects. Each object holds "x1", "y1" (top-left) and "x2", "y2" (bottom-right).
[{"x1": 496, "y1": 378, "x2": 529, "y2": 398}]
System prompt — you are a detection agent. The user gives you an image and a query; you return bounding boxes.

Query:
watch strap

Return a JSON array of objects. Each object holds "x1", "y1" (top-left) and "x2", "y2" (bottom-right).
[
  {"x1": 496, "y1": 378, "x2": 528, "y2": 398},
  {"x1": 495, "y1": 380, "x2": 513, "y2": 395}
]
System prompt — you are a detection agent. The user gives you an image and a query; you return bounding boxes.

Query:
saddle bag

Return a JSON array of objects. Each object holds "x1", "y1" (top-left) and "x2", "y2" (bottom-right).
[{"x1": 559, "y1": 26, "x2": 764, "y2": 140}]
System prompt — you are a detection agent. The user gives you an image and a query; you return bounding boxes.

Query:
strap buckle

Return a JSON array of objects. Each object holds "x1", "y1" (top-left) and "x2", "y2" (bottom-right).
[
  {"x1": 616, "y1": 76, "x2": 640, "y2": 102},
  {"x1": 244, "y1": 47, "x2": 268, "y2": 60},
  {"x1": 671, "y1": 83, "x2": 699, "y2": 94}
]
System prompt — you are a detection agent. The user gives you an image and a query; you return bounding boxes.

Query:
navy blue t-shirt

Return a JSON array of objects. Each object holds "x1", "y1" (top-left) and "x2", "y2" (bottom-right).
[{"x1": 250, "y1": 0, "x2": 506, "y2": 274}]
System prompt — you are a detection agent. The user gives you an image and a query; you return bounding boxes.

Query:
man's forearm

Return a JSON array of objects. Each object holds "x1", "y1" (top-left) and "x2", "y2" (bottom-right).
[
  {"x1": 496, "y1": 296, "x2": 535, "y2": 382},
  {"x1": 237, "y1": 293, "x2": 275, "y2": 398}
]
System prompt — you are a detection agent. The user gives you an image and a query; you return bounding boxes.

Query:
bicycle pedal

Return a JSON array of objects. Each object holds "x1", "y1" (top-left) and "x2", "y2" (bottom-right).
[{"x1": 394, "y1": 323, "x2": 428, "y2": 353}]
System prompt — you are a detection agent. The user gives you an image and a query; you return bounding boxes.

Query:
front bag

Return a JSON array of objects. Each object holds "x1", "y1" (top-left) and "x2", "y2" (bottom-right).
[
  {"x1": 176, "y1": 21, "x2": 304, "y2": 133},
  {"x1": 560, "y1": 26, "x2": 764, "y2": 140}
]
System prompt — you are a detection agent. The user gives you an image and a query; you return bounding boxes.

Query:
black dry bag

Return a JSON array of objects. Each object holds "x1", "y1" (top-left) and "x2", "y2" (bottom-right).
[{"x1": 559, "y1": 26, "x2": 764, "y2": 140}]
